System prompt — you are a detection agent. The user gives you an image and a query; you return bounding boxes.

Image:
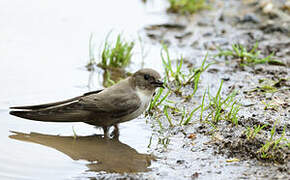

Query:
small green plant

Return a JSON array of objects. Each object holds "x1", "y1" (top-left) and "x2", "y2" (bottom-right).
[
  {"x1": 258, "y1": 78, "x2": 279, "y2": 93},
  {"x1": 216, "y1": 42, "x2": 283, "y2": 66},
  {"x1": 259, "y1": 85, "x2": 278, "y2": 93},
  {"x1": 158, "y1": 137, "x2": 170, "y2": 149},
  {"x1": 167, "y1": 0, "x2": 208, "y2": 14},
  {"x1": 161, "y1": 45, "x2": 212, "y2": 97},
  {"x1": 226, "y1": 100, "x2": 240, "y2": 126},
  {"x1": 164, "y1": 105, "x2": 174, "y2": 127},
  {"x1": 161, "y1": 46, "x2": 184, "y2": 95},
  {"x1": 199, "y1": 90, "x2": 207, "y2": 121},
  {"x1": 207, "y1": 81, "x2": 224, "y2": 123},
  {"x1": 100, "y1": 34, "x2": 134, "y2": 69},
  {"x1": 258, "y1": 120, "x2": 288, "y2": 160},
  {"x1": 246, "y1": 124, "x2": 268, "y2": 140},
  {"x1": 182, "y1": 105, "x2": 202, "y2": 125},
  {"x1": 246, "y1": 78, "x2": 288, "y2": 95},
  {"x1": 212, "y1": 81, "x2": 224, "y2": 123},
  {"x1": 186, "y1": 54, "x2": 213, "y2": 99},
  {"x1": 261, "y1": 100, "x2": 280, "y2": 111},
  {"x1": 148, "y1": 46, "x2": 213, "y2": 127},
  {"x1": 156, "y1": 117, "x2": 164, "y2": 130},
  {"x1": 202, "y1": 81, "x2": 240, "y2": 126},
  {"x1": 161, "y1": 44, "x2": 182, "y2": 86},
  {"x1": 151, "y1": 79, "x2": 240, "y2": 129},
  {"x1": 146, "y1": 88, "x2": 171, "y2": 116}
]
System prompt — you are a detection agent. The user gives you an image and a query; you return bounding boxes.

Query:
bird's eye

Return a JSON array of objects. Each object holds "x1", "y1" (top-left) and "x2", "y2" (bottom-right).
[{"x1": 144, "y1": 74, "x2": 150, "y2": 80}]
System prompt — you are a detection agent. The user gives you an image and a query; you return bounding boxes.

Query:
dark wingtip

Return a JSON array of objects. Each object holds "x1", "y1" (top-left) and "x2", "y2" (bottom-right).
[
  {"x1": 9, "y1": 110, "x2": 18, "y2": 116},
  {"x1": 9, "y1": 106, "x2": 26, "y2": 110},
  {"x1": 9, "y1": 110, "x2": 16, "y2": 115},
  {"x1": 10, "y1": 106, "x2": 31, "y2": 110},
  {"x1": 9, "y1": 110, "x2": 26, "y2": 118}
]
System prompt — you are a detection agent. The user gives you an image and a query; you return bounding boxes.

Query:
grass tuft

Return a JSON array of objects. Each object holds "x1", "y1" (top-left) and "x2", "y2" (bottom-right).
[
  {"x1": 216, "y1": 42, "x2": 284, "y2": 66},
  {"x1": 182, "y1": 105, "x2": 202, "y2": 125},
  {"x1": 226, "y1": 100, "x2": 240, "y2": 126},
  {"x1": 147, "y1": 45, "x2": 213, "y2": 129},
  {"x1": 257, "y1": 120, "x2": 289, "y2": 161},
  {"x1": 161, "y1": 44, "x2": 212, "y2": 97},
  {"x1": 85, "y1": 33, "x2": 134, "y2": 87},
  {"x1": 146, "y1": 88, "x2": 171, "y2": 116},
  {"x1": 164, "y1": 105, "x2": 174, "y2": 127},
  {"x1": 86, "y1": 33, "x2": 134, "y2": 70},
  {"x1": 201, "y1": 80, "x2": 240, "y2": 127},
  {"x1": 100, "y1": 34, "x2": 134, "y2": 69},
  {"x1": 246, "y1": 124, "x2": 268, "y2": 140},
  {"x1": 167, "y1": 0, "x2": 208, "y2": 14}
]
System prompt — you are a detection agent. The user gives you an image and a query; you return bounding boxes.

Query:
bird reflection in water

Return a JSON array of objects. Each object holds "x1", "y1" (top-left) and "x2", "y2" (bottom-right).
[{"x1": 9, "y1": 131, "x2": 155, "y2": 173}]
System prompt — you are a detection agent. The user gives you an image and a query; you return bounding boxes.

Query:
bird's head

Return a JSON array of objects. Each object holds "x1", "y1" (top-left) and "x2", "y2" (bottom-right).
[{"x1": 130, "y1": 68, "x2": 164, "y2": 94}]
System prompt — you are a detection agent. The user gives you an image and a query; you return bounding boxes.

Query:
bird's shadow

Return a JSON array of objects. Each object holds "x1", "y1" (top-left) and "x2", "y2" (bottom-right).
[{"x1": 9, "y1": 131, "x2": 155, "y2": 173}]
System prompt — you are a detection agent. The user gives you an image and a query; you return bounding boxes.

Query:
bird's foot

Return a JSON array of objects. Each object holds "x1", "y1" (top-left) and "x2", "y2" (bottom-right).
[
  {"x1": 111, "y1": 124, "x2": 119, "y2": 139},
  {"x1": 102, "y1": 126, "x2": 110, "y2": 139}
]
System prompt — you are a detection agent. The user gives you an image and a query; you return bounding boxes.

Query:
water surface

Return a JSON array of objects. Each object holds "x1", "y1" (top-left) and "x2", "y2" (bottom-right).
[{"x1": 0, "y1": 0, "x2": 167, "y2": 179}]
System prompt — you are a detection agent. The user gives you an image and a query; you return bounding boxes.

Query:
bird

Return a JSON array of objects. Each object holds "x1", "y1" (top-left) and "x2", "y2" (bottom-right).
[{"x1": 9, "y1": 68, "x2": 164, "y2": 138}]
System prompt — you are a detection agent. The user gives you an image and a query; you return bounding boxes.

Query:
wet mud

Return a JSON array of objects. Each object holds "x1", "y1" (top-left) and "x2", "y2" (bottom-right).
[{"x1": 137, "y1": 0, "x2": 289, "y2": 179}]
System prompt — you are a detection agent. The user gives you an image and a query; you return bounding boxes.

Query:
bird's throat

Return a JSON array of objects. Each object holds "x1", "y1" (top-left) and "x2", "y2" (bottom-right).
[{"x1": 136, "y1": 88, "x2": 153, "y2": 107}]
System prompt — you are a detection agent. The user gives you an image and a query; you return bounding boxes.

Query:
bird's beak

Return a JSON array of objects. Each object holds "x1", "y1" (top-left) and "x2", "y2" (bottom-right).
[{"x1": 151, "y1": 80, "x2": 164, "y2": 88}]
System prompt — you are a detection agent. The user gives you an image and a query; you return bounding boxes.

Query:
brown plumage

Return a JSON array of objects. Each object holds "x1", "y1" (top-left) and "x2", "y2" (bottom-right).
[{"x1": 10, "y1": 68, "x2": 163, "y2": 137}]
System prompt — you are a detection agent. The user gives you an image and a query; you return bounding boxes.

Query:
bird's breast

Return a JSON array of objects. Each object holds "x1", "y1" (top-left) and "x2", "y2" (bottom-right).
[{"x1": 119, "y1": 89, "x2": 152, "y2": 123}]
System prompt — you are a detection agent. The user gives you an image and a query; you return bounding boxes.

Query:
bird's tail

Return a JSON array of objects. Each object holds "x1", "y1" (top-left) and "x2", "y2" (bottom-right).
[{"x1": 9, "y1": 103, "x2": 92, "y2": 123}]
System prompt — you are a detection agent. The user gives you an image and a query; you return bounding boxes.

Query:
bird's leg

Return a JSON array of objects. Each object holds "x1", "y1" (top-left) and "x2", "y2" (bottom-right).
[
  {"x1": 102, "y1": 126, "x2": 109, "y2": 138},
  {"x1": 111, "y1": 124, "x2": 120, "y2": 139}
]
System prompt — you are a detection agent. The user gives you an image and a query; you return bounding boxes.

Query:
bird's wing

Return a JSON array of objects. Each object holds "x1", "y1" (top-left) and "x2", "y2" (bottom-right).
[
  {"x1": 9, "y1": 88, "x2": 142, "y2": 122},
  {"x1": 78, "y1": 90, "x2": 141, "y2": 118},
  {"x1": 9, "y1": 90, "x2": 103, "y2": 122},
  {"x1": 10, "y1": 90, "x2": 103, "y2": 110}
]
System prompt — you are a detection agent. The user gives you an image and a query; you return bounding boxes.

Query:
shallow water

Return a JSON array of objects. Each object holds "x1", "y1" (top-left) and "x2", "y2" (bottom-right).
[{"x1": 0, "y1": 0, "x2": 166, "y2": 179}]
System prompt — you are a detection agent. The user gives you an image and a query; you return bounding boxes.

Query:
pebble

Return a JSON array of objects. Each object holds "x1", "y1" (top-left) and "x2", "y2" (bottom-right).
[
  {"x1": 284, "y1": 1, "x2": 290, "y2": 10},
  {"x1": 239, "y1": 14, "x2": 260, "y2": 23},
  {"x1": 263, "y1": 3, "x2": 274, "y2": 14},
  {"x1": 176, "y1": 160, "x2": 185, "y2": 164},
  {"x1": 222, "y1": 76, "x2": 230, "y2": 81}
]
